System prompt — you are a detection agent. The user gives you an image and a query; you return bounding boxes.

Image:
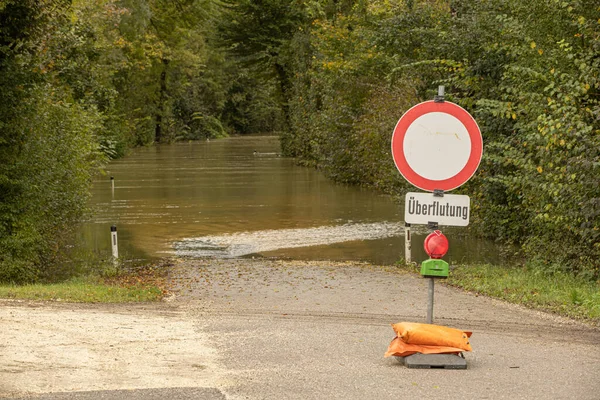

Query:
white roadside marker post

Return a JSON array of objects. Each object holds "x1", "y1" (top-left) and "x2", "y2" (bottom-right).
[{"x1": 111, "y1": 225, "x2": 119, "y2": 262}]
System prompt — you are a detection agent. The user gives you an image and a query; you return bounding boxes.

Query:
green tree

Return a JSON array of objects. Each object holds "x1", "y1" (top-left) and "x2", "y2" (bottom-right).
[
  {"x1": 0, "y1": 0, "x2": 104, "y2": 282},
  {"x1": 276, "y1": 0, "x2": 600, "y2": 278},
  {"x1": 143, "y1": 0, "x2": 225, "y2": 142},
  {"x1": 219, "y1": 0, "x2": 306, "y2": 130}
]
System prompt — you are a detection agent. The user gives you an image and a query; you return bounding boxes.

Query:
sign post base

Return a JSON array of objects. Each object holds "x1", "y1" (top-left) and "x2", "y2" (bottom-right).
[{"x1": 402, "y1": 353, "x2": 467, "y2": 369}]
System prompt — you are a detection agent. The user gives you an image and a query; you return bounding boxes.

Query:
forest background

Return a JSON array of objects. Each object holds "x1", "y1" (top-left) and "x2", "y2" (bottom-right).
[{"x1": 0, "y1": 0, "x2": 598, "y2": 285}]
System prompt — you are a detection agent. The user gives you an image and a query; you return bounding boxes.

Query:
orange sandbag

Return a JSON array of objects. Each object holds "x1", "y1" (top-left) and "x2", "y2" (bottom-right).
[
  {"x1": 391, "y1": 322, "x2": 472, "y2": 351},
  {"x1": 384, "y1": 337, "x2": 466, "y2": 358}
]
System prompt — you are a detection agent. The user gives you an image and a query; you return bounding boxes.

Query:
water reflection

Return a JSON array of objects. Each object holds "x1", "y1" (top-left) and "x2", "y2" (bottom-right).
[{"x1": 79, "y1": 135, "x2": 503, "y2": 265}]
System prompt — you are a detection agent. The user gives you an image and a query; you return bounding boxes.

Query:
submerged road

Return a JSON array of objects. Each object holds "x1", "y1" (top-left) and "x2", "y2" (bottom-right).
[{"x1": 2, "y1": 259, "x2": 599, "y2": 399}]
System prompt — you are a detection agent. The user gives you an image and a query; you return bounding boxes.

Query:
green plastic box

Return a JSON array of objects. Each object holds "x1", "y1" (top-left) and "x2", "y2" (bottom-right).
[{"x1": 420, "y1": 259, "x2": 449, "y2": 278}]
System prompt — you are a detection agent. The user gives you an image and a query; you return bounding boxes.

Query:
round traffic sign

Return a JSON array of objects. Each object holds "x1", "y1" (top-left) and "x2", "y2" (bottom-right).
[{"x1": 391, "y1": 101, "x2": 482, "y2": 192}]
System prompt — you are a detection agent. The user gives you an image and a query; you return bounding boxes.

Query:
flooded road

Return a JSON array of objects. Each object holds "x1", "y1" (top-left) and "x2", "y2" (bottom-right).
[{"x1": 79, "y1": 136, "x2": 501, "y2": 265}]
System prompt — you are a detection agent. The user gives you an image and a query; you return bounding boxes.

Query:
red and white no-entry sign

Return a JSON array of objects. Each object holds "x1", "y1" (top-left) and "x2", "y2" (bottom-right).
[{"x1": 391, "y1": 100, "x2": 483, "y2": 192}]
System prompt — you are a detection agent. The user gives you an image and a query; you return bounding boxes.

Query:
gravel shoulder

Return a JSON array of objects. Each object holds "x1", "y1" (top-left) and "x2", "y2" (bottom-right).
[{"x1": 1, "y1": 259, "x2": 599, "y2": 399}]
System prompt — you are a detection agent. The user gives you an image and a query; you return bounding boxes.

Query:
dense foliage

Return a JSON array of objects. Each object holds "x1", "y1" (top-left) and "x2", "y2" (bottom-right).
[
  {"x1": 0, "y1": 0, "x2": 102, "y2": 281},
  {"x1": 0, "y1": 0, "x2": 227, "y2": 282},
  {"x1": 222, "y1": 0, "x2": 600, "y2": 279},
  {"x1": 0, "y1": 0, "x2": 598, "y2": 282}
]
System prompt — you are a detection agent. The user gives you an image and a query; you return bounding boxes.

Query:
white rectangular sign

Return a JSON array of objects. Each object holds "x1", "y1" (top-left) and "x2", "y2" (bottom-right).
[{"x1": 405, "y1": 192, "x2": 471, "y2": 226}]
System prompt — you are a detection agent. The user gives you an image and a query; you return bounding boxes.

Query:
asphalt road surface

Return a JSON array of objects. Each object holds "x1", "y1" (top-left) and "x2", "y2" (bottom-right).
[{"x1": 2, "y1": 259, "x2": 599, "y2": 399}]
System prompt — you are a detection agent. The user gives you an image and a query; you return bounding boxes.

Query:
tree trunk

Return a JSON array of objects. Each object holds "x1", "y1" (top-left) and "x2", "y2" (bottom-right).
[
  {"x1": 274, "y1": 62, "x2": 291, "y2": 130},
  {"x1": 155, "y1": 58, "x2": 169, "y2": 143}
]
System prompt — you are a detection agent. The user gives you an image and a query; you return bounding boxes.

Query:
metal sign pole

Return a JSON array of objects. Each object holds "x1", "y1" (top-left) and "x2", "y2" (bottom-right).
[
  {"x1": 404, "y1": 222, "x2": 412, "y2": 264},
  {"x1": 427, "y1": 278, "x2": 434, "y2": 324},
  {"x1": 391, "y1": 85, "x2": 478, "y2": 369}
]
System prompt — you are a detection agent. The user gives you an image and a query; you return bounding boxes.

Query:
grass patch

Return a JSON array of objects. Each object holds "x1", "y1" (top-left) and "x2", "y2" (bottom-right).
[
  {"x1": 0, "y1": 262, "x2": 170, "y2": 303},
  {"x1": 0, "y1": 275, "x2": 163, "y2": 303},
  {"x1": 444, "y1": 263, "x2": 600, "y2": 323}
]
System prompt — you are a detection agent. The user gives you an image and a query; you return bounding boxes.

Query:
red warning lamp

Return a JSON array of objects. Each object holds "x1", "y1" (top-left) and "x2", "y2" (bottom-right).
[{"x1": 424, "y1": 230, "x2": 449, "y2": 259}]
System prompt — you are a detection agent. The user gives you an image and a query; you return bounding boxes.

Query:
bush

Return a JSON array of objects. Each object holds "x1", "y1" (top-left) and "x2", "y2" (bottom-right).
[
  {"x1": 0, "y1": 86, "x2": 103, "y2": 283},
  {"x1": 281, "y1": 0, "x2": 600, "y2": 279}
]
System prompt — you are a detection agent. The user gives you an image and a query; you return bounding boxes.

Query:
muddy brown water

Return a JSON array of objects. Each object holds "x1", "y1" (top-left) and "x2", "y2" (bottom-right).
[{"x1": 77, "y1": 135, "x2": 505, "y2": 266}]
